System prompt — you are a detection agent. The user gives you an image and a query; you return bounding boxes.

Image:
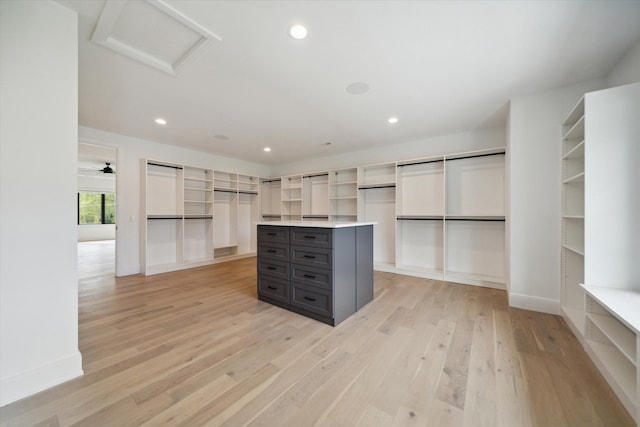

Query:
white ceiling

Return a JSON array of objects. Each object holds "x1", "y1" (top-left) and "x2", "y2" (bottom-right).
[{"x1": 59, "y1": 0, "x2": 640, "y2": 166}]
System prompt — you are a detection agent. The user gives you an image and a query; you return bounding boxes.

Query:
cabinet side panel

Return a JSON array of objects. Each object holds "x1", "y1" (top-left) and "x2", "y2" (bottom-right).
[
  {"x1": 584, "y1": 83, "x2": 640, "y2": 289},
  {"x1": 333, "y1": 228, "x2": 357, "y2": 324},
  {"x1": 356, "y1": 225, "x2": 374, "y2": 310}
]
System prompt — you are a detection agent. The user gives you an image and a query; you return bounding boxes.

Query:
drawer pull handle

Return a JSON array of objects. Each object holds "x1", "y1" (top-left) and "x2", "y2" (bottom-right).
[
  {"x1": 303, "y1": 255, "x2": 316, "y2": 259},
  {"x1": 303, "y1": 235, "x2": 316, "y2": 239},
  {"x1": 267, "y1": 286, "x2": 277, "y2": 290},
  {"x1": 303, "y1": 274, "x2": 316, "y2": 279},
  {"x1": 267, "y1": 232, "x2": 277, "y2": 236},
  {"x1": 267, "y1": 249, "x2": 277, "y2": 253},
  {"x1": 267, "y1": 266, "x2": 277, "y2": 270},
  {"x1": 304, "y1": 296, "x2": 316, "y2": 302}
]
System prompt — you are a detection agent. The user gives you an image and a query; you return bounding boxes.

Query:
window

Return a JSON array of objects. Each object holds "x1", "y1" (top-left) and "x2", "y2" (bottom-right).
[{"x1": 78, "y1": 193, "x2": 115, "y2": 224}]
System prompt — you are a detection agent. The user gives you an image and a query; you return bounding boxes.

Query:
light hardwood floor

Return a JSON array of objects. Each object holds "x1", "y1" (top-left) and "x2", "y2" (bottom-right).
[
  {"x1": 0, "y1": 258, "x2": 633, "y2": 426},
  {"x1": 77, "y1": 240, "x2": 115, "y2": 279}
]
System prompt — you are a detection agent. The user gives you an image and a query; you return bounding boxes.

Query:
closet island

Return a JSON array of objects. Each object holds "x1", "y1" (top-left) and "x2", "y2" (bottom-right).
[{"x1": 257, "y1": 221, "x2": 375, "y2": 326}]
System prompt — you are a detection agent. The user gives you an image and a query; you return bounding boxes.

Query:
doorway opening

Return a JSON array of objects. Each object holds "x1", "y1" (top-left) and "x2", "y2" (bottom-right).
[{"x1": 77, "y1": 143, "x2": 117, "y2": 279}]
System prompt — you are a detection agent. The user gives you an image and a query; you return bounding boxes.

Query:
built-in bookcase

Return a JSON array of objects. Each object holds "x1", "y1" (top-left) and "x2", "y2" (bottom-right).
[
  {"x1": 561, "y1": 83, "x2": 639, "y2": 425},
  {"x1": 561, "y1": 96, "x2": 586, "y2": 333},
  {"x1": 143, "y1": 160, "x2": 259, "y2": 274}
]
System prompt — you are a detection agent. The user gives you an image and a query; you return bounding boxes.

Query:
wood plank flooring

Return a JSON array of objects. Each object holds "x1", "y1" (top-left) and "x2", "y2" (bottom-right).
[{"x1": 0, "y1": 258, "x2": 634, "y2": 426}]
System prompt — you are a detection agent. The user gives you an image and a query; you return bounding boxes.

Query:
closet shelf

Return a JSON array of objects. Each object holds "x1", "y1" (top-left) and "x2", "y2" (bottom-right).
[
  {"x1": 562, "y1": 243, "x2": 584, "y2": 256},
  {"x1": 563, "y1": 172, "x2": 585, "y2": 184},
  {"x1": 562, "y1": 141, "x2": 585, "y2": 160}
]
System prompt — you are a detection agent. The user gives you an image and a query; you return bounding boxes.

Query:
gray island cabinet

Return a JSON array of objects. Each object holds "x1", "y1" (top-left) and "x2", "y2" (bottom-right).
[{"x1": 257, "y1": 221, "x2": 375, "y2": 326}]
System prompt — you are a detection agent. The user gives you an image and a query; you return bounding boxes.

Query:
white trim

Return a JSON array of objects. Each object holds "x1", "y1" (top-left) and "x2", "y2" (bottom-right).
[
  {"x1": 509, "y1": 292, "x2": 561, "y2": 315},
  {"x1": 91, "y1": 0, "x2": 221, "y2": 76},
  {"x1": 0, "y1": 351, "x2": 83, "y2": 406}
]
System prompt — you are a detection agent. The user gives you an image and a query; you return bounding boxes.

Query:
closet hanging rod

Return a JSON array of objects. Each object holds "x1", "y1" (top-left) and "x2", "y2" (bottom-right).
[
  {"x1": 397, "y1": 159, "x2": 444, "y2": 167},
  {"x1": 214, "y1": 188, "x2": 237, "y2": 193},
  {"x1": 303, "y1": 173, "x2": 329, "y2": 178},
  {"x1": 396, "y1": 216, "x2": 443, "y2": 221},
  {"x1": 184, "y1": 216, "x2": 213, "y2": 220},
  {"x1": 445, "y1": 216, "x2": 505, "y2": 222},
  {"x1": 147, "y1": 162, "x2": 183, "y2": 170},
  {"x1": 261, "y1": 178, "x2": 282, "y2": 183},
  {"x1": 358, "y1": 184, "x2": 396, "y2": 190},
  {"x1": 446, "y1": 152, "x2": 505, "y2": 162}
]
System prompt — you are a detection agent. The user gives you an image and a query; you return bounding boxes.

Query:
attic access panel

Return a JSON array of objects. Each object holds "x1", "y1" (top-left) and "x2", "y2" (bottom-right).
[{"x1": 92, "y1": 0, "x2": 221, "y2": 76}]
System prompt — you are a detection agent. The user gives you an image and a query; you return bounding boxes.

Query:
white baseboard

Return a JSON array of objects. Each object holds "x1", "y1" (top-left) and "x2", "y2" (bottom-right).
[
  {"x1": 0, "y1": 351, "x2": 83, "y2": 407},
  {"x1": 508, "y1": 293, "x2": 561, "y2": 315}
]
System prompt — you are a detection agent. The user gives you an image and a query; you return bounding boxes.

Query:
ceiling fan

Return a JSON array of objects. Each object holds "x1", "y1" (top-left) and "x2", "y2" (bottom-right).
[
  {"x1": 100, "y1": 162, "x2": 114, "y2": 174},
  {"x1": 78, "y1": 162, "x2": 116, "y2": 175}
]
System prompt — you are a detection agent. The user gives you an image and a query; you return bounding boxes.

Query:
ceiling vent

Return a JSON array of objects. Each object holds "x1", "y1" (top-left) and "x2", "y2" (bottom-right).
[{"x1": 91, "y1": 0, "x2": 221, "y2": 76}]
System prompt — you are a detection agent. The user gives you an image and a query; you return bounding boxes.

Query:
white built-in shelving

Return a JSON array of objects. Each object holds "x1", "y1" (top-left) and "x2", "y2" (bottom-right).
[
  {"x1": 260, "y1": 178, "x2": 281, "y2": 221},
  {"x1": 396, "y1": 157, "x2": 445, "y2": 277},
  {"x1": 561, "y1": 95, "x2": 586, "y2": 334},
  {"x1": 302, "y1": 172, "x2": 329, "y2": 221},
  {"x1": 281, "y1": 175, "x2": 303, "y2": 221},
  {"x1": 259, "y1": 147, "x2": 507, "y2": 289},
  {"x1": 143, "y1": 160, "x2": 259, "y2": 274},
  {"x1": 561, "y1": 83, "x2": 639, "y2": 425},
  {"x1": 358, "y1": 163, "x2": 397, "y2": 270},
  {"x1": 329, "y1": 168, "x2": 358, "y2": 221}
]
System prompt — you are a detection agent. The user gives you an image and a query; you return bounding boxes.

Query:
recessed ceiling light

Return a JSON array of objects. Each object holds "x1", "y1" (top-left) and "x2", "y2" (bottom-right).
[
  {"x1": 289, "y1": 24, "x2": 307, "y2": 40},
  {"x1": 388, "y1": 117, "x2": 398, "y2": 124},
  {"x1": 155, "y1": 118, "x2": 167, "y2": 125},
  {"x1": 346, "y1": 82, "x2": 370, "y2": 95},
  {"x1": 264, "y1": 147, "x2": 271, "y2": 152},
  {"x1": 214, "y1": 134, "x2": 229, "y2": 141}
]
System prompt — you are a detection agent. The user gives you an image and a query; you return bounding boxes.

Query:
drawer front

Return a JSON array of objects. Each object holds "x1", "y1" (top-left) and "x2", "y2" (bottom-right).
[
  {"x1": 290, "y1": 263, "x2": 332, "y2": 290},
  {"x1": 258, "y1": 242, "x2": 289, "y2": 262},
  {"x1": 257, "y1": 258, "x2": 289, "y2": 281},
  {"x1": 290, "y1": 245, "x2": 332, "y2": 269},
  {"x1": 258, "y1": 276, "x2": 289, "y2": 304},
  {"x1": 291, "y1": 284, "x2": 332, "y2": 318},
  {"x1": 290, "y1": 228, "x2": 332, "y2": 249},
  {"x1": 258, "y1": 225, "x2": 289, "y2": 245}
]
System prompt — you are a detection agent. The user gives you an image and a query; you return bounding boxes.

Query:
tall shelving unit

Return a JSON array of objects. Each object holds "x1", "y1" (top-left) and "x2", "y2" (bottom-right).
[
  {"x1": 358, "y1": 162, "x2": 397, "y2": 270},
  {"x1": 561, "y1": 96, "x2": 586, "y2": 334},
  {"x1": 329, "y1": 168, "x2": 358, "y2": 221},
  {"x1": 281, "y1": 175, "x2": 303, "y2": 221},
  {"x1": 395, "y1": 157, "x2": 445, "y2": 277},
  {"x1": 183, "y1": 166, "x2": 214, "y2": 264},
  {"x1": 302, "y1": 173, "x2": 329, "y2": 220},
  {"x1": 564, "y1": 83, "x2": 639, "y2": 424}
]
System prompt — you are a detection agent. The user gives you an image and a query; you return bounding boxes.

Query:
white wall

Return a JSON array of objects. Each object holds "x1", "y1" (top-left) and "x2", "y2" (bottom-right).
[
  {"x1": 270, "y1": 127, "x2": 506, "y2": 177},
  {"x1": 606, "y1": 39, "x2": 640, "y2": 87},
  {"x1": 507, "y1": 79, "x2": 605, "y2": 314},
  {"x1": 78, "y1": 126, "x2": 271, "y2": 276},
  {"x1": 78, "y1": 225, "x2": 116, "y2": 242},
  {"x1": 0, "y1": 0, "x2": 82, "y2": 406}
]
